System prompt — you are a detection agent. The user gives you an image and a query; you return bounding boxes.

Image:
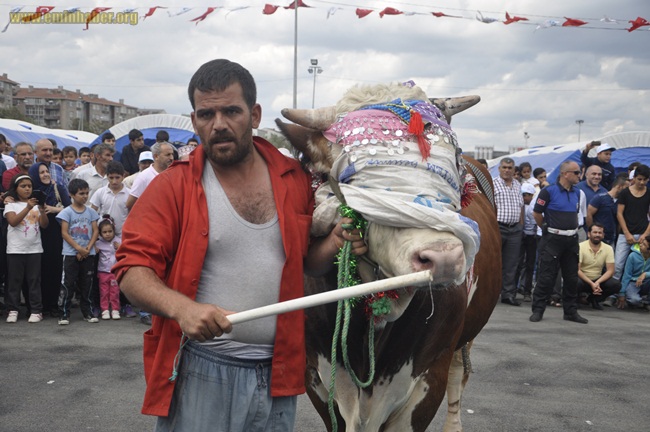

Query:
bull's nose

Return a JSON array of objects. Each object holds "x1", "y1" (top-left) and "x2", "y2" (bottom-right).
[{"x1": 412, "y1": 241, "x2": 465, "y2": 285}]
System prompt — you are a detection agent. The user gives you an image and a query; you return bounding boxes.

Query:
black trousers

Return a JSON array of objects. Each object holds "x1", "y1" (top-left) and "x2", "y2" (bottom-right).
[
  {"x1": 532, "y1": 233, "x2": 579, "y2": 315},
  {"x1": 576, "y1": 278, "x2": 621, "y2": 302},
  {"x1": 41, "y1": 213, "x2": 64, "y2": 313},
  {"x1": 59, "y1": 255, "x2": 95, "y2": 318},
  {"x1": 516, "y1": 234, "x2": 538, "y2": 294},
  {"x1": 5, "y1": 254, "x2": 41, "y2": 313}
]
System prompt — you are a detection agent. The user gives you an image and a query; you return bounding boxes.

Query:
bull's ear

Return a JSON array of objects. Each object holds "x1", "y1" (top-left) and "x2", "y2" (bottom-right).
[
  {"x1": 275, "y1": 119, "x2": 333, "y2": 172},
  {"x1": 429, "y1": 95, "x2": 481, "y2": 124},
  {"x1": 280, "y1": 106, "x2": 337, "y2": 131}
]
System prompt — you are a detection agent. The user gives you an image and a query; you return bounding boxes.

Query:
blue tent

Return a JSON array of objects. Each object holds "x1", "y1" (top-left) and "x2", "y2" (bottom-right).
[
  {"x1": 488, "y1": 131, "x2": 650, "y2": 184},
  {"x1": 91, "y1": 114, "x2": 198, "y2": 152},
  {"x1": 0, "y1": 118, "x2": 97, "y2": 150}
]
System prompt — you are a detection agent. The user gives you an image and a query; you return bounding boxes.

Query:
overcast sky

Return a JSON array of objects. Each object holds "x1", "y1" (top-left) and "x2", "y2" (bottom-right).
[{"x1": 1, "y1": 0, "x2": 648, "y2": 151}]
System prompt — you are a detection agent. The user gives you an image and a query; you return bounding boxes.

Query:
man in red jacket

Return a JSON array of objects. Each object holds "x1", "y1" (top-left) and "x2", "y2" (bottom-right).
[{"x1": 114, "y1": 59, "x2": 365, "y2": 431}]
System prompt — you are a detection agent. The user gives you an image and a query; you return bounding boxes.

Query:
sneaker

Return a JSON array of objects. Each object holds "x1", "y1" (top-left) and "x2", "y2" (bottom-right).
[
  {"x1": 58, "y1": 316, "x2": 70, "y2": 325},
  {"x1": 28, "y1": 313, "x2": 43, "y2": 323},
  {"x1": 140, "y1": 314, "x2": 152, "y2": 326},
  {"x1": 123, "y1": 304, "x2": 137, "y2": 318},
  {"x1": 6, "y1": 310, "x2": 18, "y2": 323},
  {"x1": 602, "y1": 297, "x2": 615, "y2": 307},
  {"x1": 84, "y1": 315, "x2": 99, "y2": 323},
  {"x1": 523, "y1": 294, "x2": 532, "y2": 302},
  {"x1": 101, "y1": 310, "x2": 111, "y2": 320},
  {"x1": 111, "y1": 310, "x2": 121, "y2": 320},
  {"x1": 529, "y1": 312, "x2": 543, "y2": 322}
]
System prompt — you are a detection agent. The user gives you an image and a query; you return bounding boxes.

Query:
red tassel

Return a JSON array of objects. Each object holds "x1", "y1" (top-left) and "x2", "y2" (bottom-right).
[
  {"x1": 408, "y1": 110, "x2": 424, "y2": 135},
  {"x1": 408, "y1": 111, "x2": 430, "y2": 160}
]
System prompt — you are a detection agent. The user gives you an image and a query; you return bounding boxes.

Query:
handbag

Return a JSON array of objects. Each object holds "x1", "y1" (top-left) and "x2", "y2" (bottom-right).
[{"x1": 53, "y1": 184, "x2": 64, "y2": 208}]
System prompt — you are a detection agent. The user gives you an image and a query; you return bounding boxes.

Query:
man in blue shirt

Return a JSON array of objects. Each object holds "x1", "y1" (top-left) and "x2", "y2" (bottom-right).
[
  {"x1": 530, "y1": 160, "x2": 588, "y2": 324},
  {"x1": 576, "y1": 165, "x2": 607, "y2": 207},
  {"x1": 586, "y1": 173, "x2": 629, "y2": 245}
]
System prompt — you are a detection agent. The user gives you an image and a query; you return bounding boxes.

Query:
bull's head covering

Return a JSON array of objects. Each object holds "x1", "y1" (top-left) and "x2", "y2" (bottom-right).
[{"x1": 280, "y1": 82, "x2": 481, "y2": 284}]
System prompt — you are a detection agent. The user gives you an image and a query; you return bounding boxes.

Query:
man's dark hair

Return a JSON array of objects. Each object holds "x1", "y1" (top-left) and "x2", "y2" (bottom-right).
[
  {"x1": 519, "y1": 161, "x2": 532, "y2": 171},
  {"x1": 68, "y1": 178, "x2": 89, "y2": 195},
  {"x1": 589, "y1": 222, "x2": 606, "y2": 233},
  {"x1": 106, "y1": 160, "x2": 125, "y2": 176},
  {"x1": 499, "y1": 157, "x2": 515, "y2": 167},
  {"x1": 628, "y1": 161, "x2": 641, "y2": 172},
  {"x1": 0, "y1": 133, "x2": 6, "y2": 144},
  {"x1": 79, "y1": 146, "x2": 91, "y2": 156},
  {"x1": 61, "y1": 146, "x2": 77, "y2": 157},
  {"x1": 53, "y1": 147, "x2": 62, "y2": 157},
  {"x1": 533, "y1": 167, "x2": 546, "y2": 178},
  {"x1": 633, "y1": 164, "x2": 650, "y2": 179},
  {"x1": 187, "y1": 137, "x2": 199, "y2": 145},
  {"x1": 612, "y1": 173, "x2": 629, "y2": 188},
  {"x1": 48, "y1": 138, "x2": 58, "y2": 148},
  {"x1": 156, "y1": 130, "x2": 169, "y2": 142},
  {"x1": 101, "y1": 132, "x2": 115, "y2": 142},
  {"x1": 188, "y1": 59, "x2": 256, "y2": 109},
  {"x1": 128, "y1": 129, "x2": 143, "y2": 141}
]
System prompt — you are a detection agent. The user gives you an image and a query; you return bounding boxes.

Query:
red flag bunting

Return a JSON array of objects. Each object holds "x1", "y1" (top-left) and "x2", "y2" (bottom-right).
[
  {"x1": 504, "y1": 12, "x2": 528, "y2": 25},
  {"x1": 379, "y1": 7, "x2": 402, "y2": 18},
  {"x1": 356, "y1": 8, "x2": 373, "y2": 19},
  {"x1": 562, "y1": 17, "x2": 588, "y2": 27},
  {"x1": 190, "y1": 7, "x2": 217, "y2": 24},
  {"x1": 22, "y1": 5, "x2": 54, "y2": 22},
  {"x1": 627, "y1": 16, "x2": 649, "y2": 32},
  {"x1": 284, "y1": 0, "x2": 310, "y2": 9},
  {"x1": 263, "y1": 5, "x2": 279, "y2": 15},
  {"x1": 144, "y1": 6, "x2": 166, "y2": 19},
  {"x1": 84, "y1": 7, "x2": 111, "y2": 30}
]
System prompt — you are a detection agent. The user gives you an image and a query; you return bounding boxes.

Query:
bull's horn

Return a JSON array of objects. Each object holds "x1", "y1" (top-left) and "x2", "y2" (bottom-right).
[
  {"x1": 275, "y1": 119, "x2": 333, "y2": 172},
  {"x1": 430, "y1": 95, "x2": 481, "y2": 124},
  {"x1": 281, "y1": 106, "x2": 337, "y2": 131}
]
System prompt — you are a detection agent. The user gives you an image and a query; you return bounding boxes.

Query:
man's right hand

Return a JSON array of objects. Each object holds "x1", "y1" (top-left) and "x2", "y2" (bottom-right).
[
  {"x1": 175, "y1": 302, "x2": 234, "y2": 342},
  {"x1": 625, "y1": 233, "x2": 636, "y2": 245}
]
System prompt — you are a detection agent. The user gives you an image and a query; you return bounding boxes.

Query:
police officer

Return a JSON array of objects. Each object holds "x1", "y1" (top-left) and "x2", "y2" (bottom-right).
[{"x1": 530, "y1": 161, "x2": 589, "y2": 324}]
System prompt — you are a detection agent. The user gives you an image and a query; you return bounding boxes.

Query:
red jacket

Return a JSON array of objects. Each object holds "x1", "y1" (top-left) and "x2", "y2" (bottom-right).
[{"x1": 113, "y1": 138, "x2": 314, "y2": 416}]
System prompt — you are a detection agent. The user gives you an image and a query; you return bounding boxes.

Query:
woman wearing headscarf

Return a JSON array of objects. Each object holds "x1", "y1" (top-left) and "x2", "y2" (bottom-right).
[{"x1": 29, "y1": 162, "x2": 71, "y2": 317}]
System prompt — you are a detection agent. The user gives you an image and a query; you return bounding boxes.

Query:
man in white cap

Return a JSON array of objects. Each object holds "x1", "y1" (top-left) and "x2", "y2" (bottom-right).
[
  {"x1": 580, "y1": 140, "x2": 616, "y2": 190},
  {"x1": 123, "y1": 150, "x2": 153, "y2": 189}
]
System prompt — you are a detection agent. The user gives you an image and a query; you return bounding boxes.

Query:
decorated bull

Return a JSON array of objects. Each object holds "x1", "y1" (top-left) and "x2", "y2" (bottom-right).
[{"x1": 276, "y1": 82, "x2": 501, "y2": 432}]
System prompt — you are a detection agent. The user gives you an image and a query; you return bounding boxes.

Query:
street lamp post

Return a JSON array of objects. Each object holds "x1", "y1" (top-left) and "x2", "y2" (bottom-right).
[
  {"x1": 576, "y1": 119, "x2": 584, "y2": 141},
  {"x1": 524, "y1": 131, "x2": 530, "y2": 147},
  {"x1": 308, "y1": 59, "x2": 323, "y2": 109}
]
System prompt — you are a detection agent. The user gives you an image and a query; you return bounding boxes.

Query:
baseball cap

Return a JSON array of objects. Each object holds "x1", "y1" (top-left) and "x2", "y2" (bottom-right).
[
  {"x1": 597, "y1": 143, "x2": 616, "y2": 154},
  {"x1": 139, "y1": 151, "x2": 154, "y2": 162},
  {"x1": 521, "y1": 183, "x2": 536, "y2": 195}
]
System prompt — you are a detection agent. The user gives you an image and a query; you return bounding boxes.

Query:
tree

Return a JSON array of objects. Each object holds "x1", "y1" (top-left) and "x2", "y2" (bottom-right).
[{"x1": 0, "y1": 107, "x2": 34, "y2": 123}]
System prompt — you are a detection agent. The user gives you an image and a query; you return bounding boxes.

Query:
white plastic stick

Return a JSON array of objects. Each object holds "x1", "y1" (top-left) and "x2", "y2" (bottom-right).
[{"x1": 227, "y1": 270, "x2": 432, "y2": 325}]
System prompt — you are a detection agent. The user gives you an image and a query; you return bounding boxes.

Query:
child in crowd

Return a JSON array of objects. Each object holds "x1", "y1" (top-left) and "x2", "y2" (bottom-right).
[
  {"x1": 61, "y1": 146, "x2": 79, "y2": 182},
  {"x1": 3, "y1": 175, "x2": 49, "y2": 323},
  {"x1": 52, "y1": 148, "x2": 63, "y2": 166},
  {"x1": 618, "y1": 237, "x2": 650, "y2": 309},
  {"x1": 77, "y1": 147, "x2": 91, "y2": 166},
  {"x1": 89, "y1": 161, "x2": 130, "y2": 235},
  {"x1": 56, "y1": 178, "x2": 100, "y2": 325},
  {"x1": 95, "y1": 215, "x2": 121, "y2": 320}
]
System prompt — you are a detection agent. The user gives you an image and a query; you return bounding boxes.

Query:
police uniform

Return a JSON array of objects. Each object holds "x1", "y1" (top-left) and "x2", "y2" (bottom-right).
[{"x1": 532, "y1": 183, "x2": 581, "y2": 316}]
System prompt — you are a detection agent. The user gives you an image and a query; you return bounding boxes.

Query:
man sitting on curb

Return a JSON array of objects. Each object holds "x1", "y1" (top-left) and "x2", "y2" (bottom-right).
[
  {"x1": 577, "y1": 223, "x2": 621, "y2": 310},
  {"x1": 618, "y1": 237, "x2": 650, "y2": 310}
]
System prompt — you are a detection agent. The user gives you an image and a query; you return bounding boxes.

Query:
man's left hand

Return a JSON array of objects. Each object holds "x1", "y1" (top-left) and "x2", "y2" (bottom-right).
[{"x1": 332, "y1": 217, "x2": 368, "y2": 256}]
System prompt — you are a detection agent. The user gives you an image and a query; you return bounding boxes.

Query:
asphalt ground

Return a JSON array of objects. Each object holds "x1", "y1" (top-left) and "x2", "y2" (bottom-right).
[{"x1": 1, "y1": 300, "x2": 648, "y2": 432}]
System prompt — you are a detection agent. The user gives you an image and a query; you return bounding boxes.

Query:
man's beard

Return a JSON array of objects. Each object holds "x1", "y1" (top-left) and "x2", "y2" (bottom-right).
[
  {"x1": 204, "y1": 126, "x2": 253, "y2": 167},
  {"x1": 590, "y1": 238, "x2": 602, "y2": 245}
]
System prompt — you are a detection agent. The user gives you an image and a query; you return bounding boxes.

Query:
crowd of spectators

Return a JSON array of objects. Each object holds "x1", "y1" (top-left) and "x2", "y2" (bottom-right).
[
  {"x1": 0, "y1": 131, "x2": 192, "y2": 325},
  {"x1": 492, "y1": 140, "x2": 650, "y2": 324}
]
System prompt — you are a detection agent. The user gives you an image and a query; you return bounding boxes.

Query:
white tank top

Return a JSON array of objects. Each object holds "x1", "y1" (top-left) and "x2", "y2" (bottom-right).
[{"x1": 196, "y1": 161, "x2": 285, "y2": 359}]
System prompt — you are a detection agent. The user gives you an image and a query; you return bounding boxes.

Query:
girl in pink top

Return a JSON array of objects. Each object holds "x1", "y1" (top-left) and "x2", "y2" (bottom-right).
[{"x1": 95, "y1": 215, "x2": 121, "y2": 320}]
